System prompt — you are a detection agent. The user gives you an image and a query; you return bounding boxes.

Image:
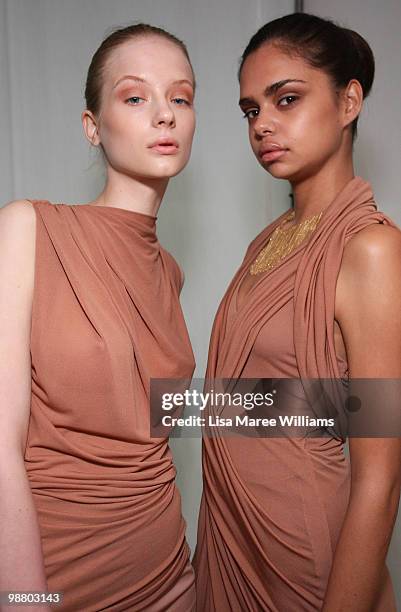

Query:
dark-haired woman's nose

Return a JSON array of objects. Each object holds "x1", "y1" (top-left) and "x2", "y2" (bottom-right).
[{"x1": 254, "y1": 116, "x2": 275, "y2": 140}]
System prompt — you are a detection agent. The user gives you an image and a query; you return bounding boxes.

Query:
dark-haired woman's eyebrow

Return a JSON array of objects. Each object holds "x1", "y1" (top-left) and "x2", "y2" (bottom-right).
[
  {"x1": 238, "y1": 95, "x2": 256, "y2": 108},
  {"x1": 264, "y1": 78, "x2": 306, "y2": 97},
  {"x1": 239, "y1": 78, "x2": 306, "y2": 107}
]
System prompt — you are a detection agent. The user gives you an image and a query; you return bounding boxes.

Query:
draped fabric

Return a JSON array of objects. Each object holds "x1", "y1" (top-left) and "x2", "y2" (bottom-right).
[
  {"x1": 193, "y1": 177, "x2": 398, "y2": 611},
  {"x1": 24, "y1": 200, "x2": 196, "y2": 611}
]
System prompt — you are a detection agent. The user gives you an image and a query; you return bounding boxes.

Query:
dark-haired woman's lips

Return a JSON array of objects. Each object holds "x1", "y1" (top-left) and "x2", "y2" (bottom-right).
[{"x1": 259, "y1": 147, "x2": 287, "y2": 163}]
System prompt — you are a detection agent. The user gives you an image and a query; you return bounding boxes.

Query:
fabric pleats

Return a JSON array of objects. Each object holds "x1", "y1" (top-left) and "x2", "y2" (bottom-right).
[
  {"x1": 193, "y1": 177, "x2": 398, "y2": 611},
  {"x1": 24, "y1": 201, "x2": 196, "y2": 611}
]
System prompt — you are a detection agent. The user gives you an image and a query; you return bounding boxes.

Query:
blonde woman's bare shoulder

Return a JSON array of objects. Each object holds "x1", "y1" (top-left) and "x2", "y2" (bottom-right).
[
  {"x1": 0, "y1": 200, "x2": 36, "y2": 282},
  {"x1": 0, "y1": 199, "x2": 36, "y2": 227},
  {"x1": 0, "y1": 200, "x2": 37, "y2": 457}
]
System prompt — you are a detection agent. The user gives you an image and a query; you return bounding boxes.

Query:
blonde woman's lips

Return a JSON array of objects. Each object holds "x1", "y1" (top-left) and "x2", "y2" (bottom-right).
[{"x1": 149, "y1": 137, "x2": 179, "y2": 155}]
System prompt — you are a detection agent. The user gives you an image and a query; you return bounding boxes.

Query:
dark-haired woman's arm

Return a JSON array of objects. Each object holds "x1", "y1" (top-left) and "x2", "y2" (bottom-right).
[{"x1": 323, "y1": 224, "x2": 401, "y2": 611}]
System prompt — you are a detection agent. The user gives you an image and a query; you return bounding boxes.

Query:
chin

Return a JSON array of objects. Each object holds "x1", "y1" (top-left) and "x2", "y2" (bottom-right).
[
  {"x1": 154, "y1": 160, "x2": 189, "y2": 179},
  {"x1": 261, "y1": 161, "x2": 293, "y2": 180},
  {"x1": 121, "y1": 161, "x2": 185, "y2": 182},
  {"x1": 111, "y1": 151, "x2": 190, "y2": 181},
  {"x1": 148, "y1": 165, "x2": 186, "y2": 180}
]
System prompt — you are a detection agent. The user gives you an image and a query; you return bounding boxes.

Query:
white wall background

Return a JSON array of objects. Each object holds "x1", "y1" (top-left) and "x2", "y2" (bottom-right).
[
  {"x1": 1, "y1": 0, "x2": 400, "y2": 605},
  {"x1": 305, "y1": 3, "x2": 401, "y2": 606},
  {"x1": 305, "y1": 0, "x2": 401, "y2": 221}
]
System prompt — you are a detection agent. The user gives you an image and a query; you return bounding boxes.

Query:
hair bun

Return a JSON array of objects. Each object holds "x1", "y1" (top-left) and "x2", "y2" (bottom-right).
[{"x1": 345, "y1": 28, "x2": 375, "y2": 98}]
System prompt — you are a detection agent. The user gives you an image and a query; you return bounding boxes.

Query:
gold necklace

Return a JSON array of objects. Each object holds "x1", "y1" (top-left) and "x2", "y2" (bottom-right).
[{"x1": 250, "y1": 209, "x2": 324, "y2": 275}]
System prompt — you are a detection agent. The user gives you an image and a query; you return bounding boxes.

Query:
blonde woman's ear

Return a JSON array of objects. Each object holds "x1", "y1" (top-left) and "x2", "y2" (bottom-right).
[{"x1": 81, "y1": 110, "x2": 100, "y2": 146}]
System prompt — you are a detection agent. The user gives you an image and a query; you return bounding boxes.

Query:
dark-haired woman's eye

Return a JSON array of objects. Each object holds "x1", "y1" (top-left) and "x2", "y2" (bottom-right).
[
  {"x1": 243, "y1": 108, "x2": 259, "y2": 120},
  {"x1": 126, "y1": 96, "x2": 145, "y2": 105},
  {"x1": 278, "y1": 95, "x2": 299, "y2": 107}
]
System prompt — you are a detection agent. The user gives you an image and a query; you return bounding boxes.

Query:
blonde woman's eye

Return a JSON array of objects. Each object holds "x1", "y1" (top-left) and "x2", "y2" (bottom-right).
[
  {"x1": 126, "y1": 96, "x2": 144, "y2": 105},
  {"x1": 278, "y1": 95, "x2": 299, "y2": 106},
  {"x1": 172, "y1": 97, "x2": 190, "y2": 106}
]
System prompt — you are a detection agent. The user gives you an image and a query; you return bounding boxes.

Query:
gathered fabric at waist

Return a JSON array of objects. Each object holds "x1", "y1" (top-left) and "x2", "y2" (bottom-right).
[
  {"x1": 32, "y1": 484, "x2": 189, "y2": 612},
  {"x1": 25, "y1": 391, "x2": 178, "y2": 506}
]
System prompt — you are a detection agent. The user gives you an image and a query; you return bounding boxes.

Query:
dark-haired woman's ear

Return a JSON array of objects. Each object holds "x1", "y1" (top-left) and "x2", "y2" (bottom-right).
[
  {"x1": 82, "y1": 110, "x2": 101, "y2": 147},
  {"x1": 341, "y1": 79, "x2": 364, "y2": 131}
]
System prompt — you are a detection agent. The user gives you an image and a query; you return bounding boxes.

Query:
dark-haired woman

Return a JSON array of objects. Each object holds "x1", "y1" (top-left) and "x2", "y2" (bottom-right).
[
  {"x1": 0, "y1": 25, "x2": 196, "y2": 611},
  {"x1": 193, "y1": 13, "x2": 401, "y2": 612}
]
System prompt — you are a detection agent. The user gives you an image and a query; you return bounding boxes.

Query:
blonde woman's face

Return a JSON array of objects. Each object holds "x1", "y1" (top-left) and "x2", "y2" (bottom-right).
[
  {"x1": 239, "y1": 43, "x2": 352, "y2": 183},
  {"x1": 92, "y1": 36, "x2": 195, "y2": 180}
]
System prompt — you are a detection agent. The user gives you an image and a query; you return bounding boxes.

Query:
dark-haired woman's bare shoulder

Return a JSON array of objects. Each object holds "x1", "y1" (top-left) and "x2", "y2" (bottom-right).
[
  {"x1": 335, "y1": 222, "x2": 401, "y2": 377},
  {"x1": 337, "y1": 223, "x2": 401, "y2": 300},
  {"x1": 342, "y1": 222, "x2": 401, "y2": 268}
]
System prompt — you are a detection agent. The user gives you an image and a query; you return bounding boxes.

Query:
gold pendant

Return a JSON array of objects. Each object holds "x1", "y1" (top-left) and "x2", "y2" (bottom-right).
[{"x1": 250, "y1": 209, "x2": 323, "y2": 275}]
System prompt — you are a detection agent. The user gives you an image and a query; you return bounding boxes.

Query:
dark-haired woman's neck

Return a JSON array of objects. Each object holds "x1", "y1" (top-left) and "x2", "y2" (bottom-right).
[{"x1": 290, "y1": 159, "x2": 355, "y2": 224}]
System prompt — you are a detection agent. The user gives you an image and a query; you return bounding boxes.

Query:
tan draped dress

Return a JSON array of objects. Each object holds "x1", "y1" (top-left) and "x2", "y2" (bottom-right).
[
  {"x1": 24, "y1": 200, "x2": 196, "y2": 611},
  {"x1": 193, "y1": 177, "x2": 398, "y2": 611}
]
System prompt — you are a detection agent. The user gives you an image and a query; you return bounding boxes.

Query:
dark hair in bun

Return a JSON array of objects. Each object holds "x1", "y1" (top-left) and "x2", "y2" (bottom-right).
[{"x1": 239, "y1": 13, "x2": 375, "y2": 140}]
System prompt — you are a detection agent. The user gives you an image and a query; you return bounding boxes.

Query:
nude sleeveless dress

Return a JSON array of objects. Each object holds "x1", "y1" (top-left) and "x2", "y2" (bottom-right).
[
  {"x1": 193, "y1": 177, "x2": 398, "y2": 611},
  {"x1": 24, "y1": 200, "x2": 196, "y2": 611}
]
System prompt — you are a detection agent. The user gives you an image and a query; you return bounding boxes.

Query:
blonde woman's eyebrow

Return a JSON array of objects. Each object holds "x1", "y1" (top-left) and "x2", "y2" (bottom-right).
[
  {"x1": 170, "y1": 79, "x2": 194, "y2": 89},
  {"x1": 112, "y1": 76, "x2": 194, "y2": 90},
  {"x1": 112, "y1": 75, "x2": 147, "y2": 89}
]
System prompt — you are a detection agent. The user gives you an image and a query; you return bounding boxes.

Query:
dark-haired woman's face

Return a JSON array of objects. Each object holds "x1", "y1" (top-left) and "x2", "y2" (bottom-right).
[{"x1": 239, "y1": 44, "x2": 349, "y2": 182}]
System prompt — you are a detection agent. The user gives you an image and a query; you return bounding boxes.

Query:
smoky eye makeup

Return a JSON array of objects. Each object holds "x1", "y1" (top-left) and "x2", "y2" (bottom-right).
[
  {"x1": 115, "y1": 81, "x2": 148, "y2": 99},
  {"x1": 120, "y1": 88, "x2": 147, "y2": 101},
  {"x1": 274, "y1": 83, "x2": 306, "y2": 103},
  {"x1": 113, "y1": 78, "x2": 195, "y2": 106},
  {"x1": 239, "y1": 100, "x2": 259, "y2": 119},
  {"x1": 172, "y1": 95, "x2": 193, "y2": 106},
  {"x1": 170, "y1": 85, "x2": 194, "y2": 104},
  {"x1": 277, "y1": 93, "x2": 300, "y2": 107}
]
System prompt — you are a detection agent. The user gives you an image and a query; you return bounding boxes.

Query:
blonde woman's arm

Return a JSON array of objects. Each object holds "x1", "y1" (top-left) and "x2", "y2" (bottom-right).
[{"x1": 0, "y1": 201, "x2": 50, "y2": 611}]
